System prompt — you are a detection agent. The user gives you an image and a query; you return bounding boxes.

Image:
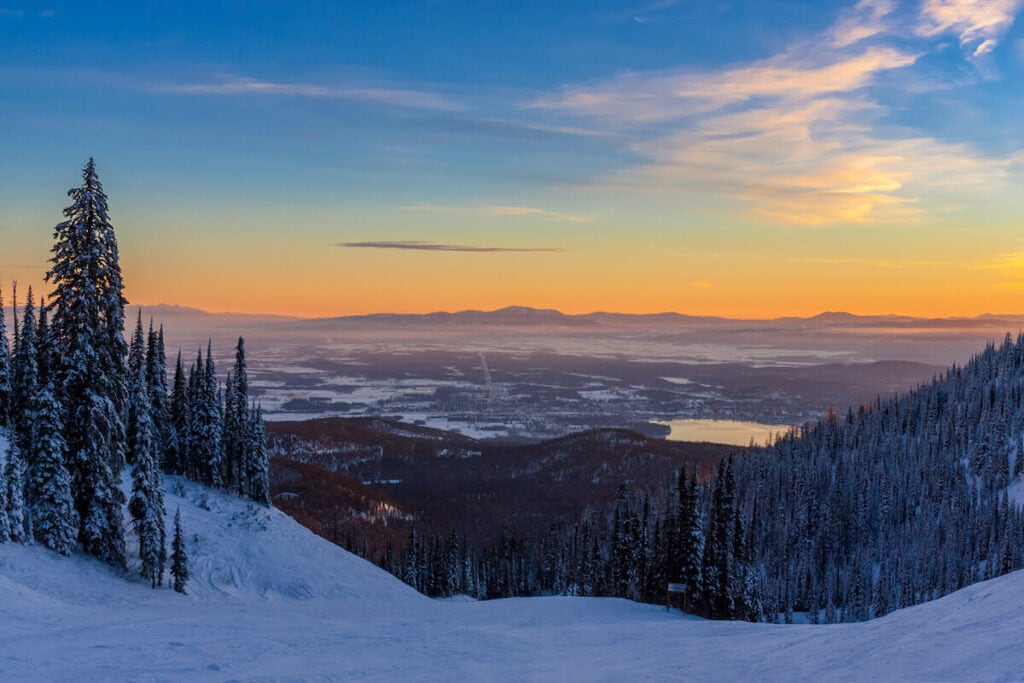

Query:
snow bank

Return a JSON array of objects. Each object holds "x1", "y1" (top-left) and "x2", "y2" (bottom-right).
[{"x1": 3, "y1": 474, "x2": 1024, "y2": 680}]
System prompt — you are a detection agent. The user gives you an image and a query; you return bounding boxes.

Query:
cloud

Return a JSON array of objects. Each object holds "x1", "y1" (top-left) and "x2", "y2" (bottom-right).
[
  {"x1": 0, "y1": 8, "x2": 25, "y2": 17},
  {"x1": 531, "y1": 47, "x2": 918, "y2": 124},
  {"x1": 917, "y1": 0, "x2": 1024, "y2": 57},
  {"x1": 153, "y1": 74, "x2": 460, "y2": 111},
  {"x1": 404, "y1": 202, "x2": 595, "y2": 223},
  {"x1": 831, "y1": 0, "x2": 898, "y2": 48},
  {"x1": 690, "y1": 281, "x2": 713, "y2": 289},
  {"x1": 528, "y1": 2, "x2": 1023, "y2": 226},
  {"x1": 336, "y1": 241, "x2": 562, "y2": 253}
]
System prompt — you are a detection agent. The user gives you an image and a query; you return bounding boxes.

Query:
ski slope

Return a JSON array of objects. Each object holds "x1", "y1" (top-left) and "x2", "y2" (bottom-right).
[{"x1": 2, "y1": 475, "x2": 1024, "y2": 681}]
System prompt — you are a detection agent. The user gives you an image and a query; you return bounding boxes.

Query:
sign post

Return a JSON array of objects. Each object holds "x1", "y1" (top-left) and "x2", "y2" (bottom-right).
[{"x1": 666, "y1": 582, "x2": 687, "y2": 612}]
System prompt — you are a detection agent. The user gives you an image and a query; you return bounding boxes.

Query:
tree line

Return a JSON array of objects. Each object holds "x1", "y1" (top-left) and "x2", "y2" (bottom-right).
[
  {"x1": 356, "y1": 335, "x2": 1024, "y2": 623},
  {"x1": 0, "y1": 160, "x2": 270, "y2": 593}
]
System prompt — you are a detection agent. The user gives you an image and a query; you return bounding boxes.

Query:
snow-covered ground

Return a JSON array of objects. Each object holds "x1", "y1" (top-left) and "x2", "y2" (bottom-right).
[{"x1": 3, "y1": 477, "x2": 1024, "y2": 681}]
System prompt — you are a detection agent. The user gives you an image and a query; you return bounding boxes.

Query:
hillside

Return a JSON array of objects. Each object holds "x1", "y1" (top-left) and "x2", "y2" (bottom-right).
[
  {"x1": 267, "y1": 418, "x2": 734, "y2": 545},
  {"x1": 3, "y1": 471, "x2": 1024, "y2": 680}
]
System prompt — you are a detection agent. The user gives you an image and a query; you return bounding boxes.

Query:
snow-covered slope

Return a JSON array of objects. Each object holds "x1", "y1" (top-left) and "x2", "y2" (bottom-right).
[{"x1": 3, "y1": 476, "x2": 1024, "y2": 681}]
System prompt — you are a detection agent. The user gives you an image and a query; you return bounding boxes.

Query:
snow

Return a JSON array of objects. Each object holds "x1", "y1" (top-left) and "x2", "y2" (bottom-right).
[{"x1": 4, "y1": 476, "x2": 1024, "y2": 681}]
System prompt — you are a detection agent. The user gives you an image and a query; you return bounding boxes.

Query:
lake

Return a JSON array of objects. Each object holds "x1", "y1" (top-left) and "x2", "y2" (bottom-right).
[{"x1": 656, "y1": 419, "x2": 793, "y2": 447}]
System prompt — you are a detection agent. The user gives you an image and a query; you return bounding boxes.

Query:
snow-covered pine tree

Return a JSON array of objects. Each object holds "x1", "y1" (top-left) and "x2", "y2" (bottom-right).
[
  {"x1": 0, "y1": 439, "x2": 9, "y2": 542},
  {"x1": 127, "y1": 310, "x2": 145, "y2": 379},
  {"x1": 4, "y1": 439, "x2": 27, "y2": 543},
  {"x1": 170, "y1": 507, "x2": 189, "y2": 594},
  {"x1": 46, "y1": 158, "x2": 128, "y2": 567},
  {"x1": 35, "y1": 297, "x2": 54, "y2": 387},
  {"x1": 194, "y1": 341, "x2": 223, "y2": 487},
  {"x1": 128, "y1": 360, "x2": 165, "y2": 587},
  {"x1": 185, "y1": 352, "x2": 201, "y2": 481},
  {"x1": 146, "y1": 323, "x2": 171, "y2": 468},
  {"x1": 0, "y1": 284, "x2": 11, "y2": 428},
  {"x1": 168, "y1": 351, "x2": 188, "y2": 475},
  {"x1": 246, "y1": 403, "x2": 271, "y2": 505},
  {"x1": 224, "y1": 337, "x2": 248, "y2": 495},
  {"x1": 26, "y1": 376, "x2": 78, "y2": 554},
  {"x1": 11, "y1": 288, "x2": 38, "y2": 457}
]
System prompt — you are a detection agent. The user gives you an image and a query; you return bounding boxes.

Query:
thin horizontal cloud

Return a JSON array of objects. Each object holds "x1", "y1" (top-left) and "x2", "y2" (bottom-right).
[
  {"x1": 336, "y1": 241, "x2": 562, "y2": 253},
  {"x1": 404, "y1": 202, "x2": 595, "y2": 223},
  {"x1": 153, "y1": 74, "x2": 460, "y2": 111},
  {"x1": 917, "y1": 0, "x2": 1024, "y2": 57}
]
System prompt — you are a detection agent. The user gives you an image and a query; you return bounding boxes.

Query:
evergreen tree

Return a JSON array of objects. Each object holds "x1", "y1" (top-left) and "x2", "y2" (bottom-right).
[
  {"x1": 0, "y1": 284, "x2": 11, "y2": 428},
  {"x1": 3, "y1": 439, "x2": 27, "y2": 542},
  {"x1": 45, "y1": 158, "x2": 127, "y2": 567},
  {"x1": 11, "y1": 288, "x2": 38, "y2": 457},
  {"x1": 26, "y1": 377, "x2": 78, "y2": 554},
  {"x1": 246, "y1": 403, "x2": 271, "y2": 505},
  {"x1": 0, "y1": 437, "x2": 9, "y2": 542},
  {"x1": 170, "y1": 507, "x2": 189, "y2": 594},
  {"x1": 224, "y1": 337, "x2": 249, "y2": 495},
  {"x1": 194, "y1": 342, "x2": 223, "y2": 487},
  {"x1": 146, "y1": 324, "x2": 171, "y2": 468},
  {"x1": 168, "y1": 351, "x2": 188, "y2": 475},
  {"x1": 128, "y1": 361, "x2": 165, "y2": 587}
]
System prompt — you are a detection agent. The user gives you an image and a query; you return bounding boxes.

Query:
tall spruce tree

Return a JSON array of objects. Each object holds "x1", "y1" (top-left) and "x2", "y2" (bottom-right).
[
  {"x1": 0, "y1": 284, "x2": 11, "y2": 428},
  {"x1": 146, "y1": 323, "x2": 171, "y2": 467},
  {"x1": 26, "y1": 376, "x2": 78, "y2": 554},
  {"x1": 224, "y1": 337, "x2": 248, "y2": 495},
  {"x1": 168, "y1": 351, "x2": 188, "y2": 475},
  {"x1": 11, "y1": 288, "x2": 38, "y2": 457},
  {"x1": 197, "y1": 341, "x2": 223, "y2": 487},
  {"x1": 246, "y1": 403, "x2": 270, "y2": 505},
  {"x1": 0, "y1": 440, "x2": 9, "y2": 542},
  {"x1": 3, "y1": 439, "x2": 27, "y2": 542},
  {"x1": 170, "y1": 507, "x2": 189, "y2": 594},
  {"x1": 46, "y1": 158, "x2": 128, "y2": 567},
  {"x1": 128, "y1": 361, "x2": 165, "y2": 587}
]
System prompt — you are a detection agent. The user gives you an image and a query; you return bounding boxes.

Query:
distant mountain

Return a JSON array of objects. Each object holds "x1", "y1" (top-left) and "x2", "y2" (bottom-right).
[{"x1": 59, "y1": 303, "x2": 1024, "y2": 334}]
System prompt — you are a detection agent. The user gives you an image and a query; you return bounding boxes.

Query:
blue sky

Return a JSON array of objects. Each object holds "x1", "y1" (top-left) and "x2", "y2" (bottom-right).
[{"x1": 1, "y1": 1, "x2": 1022, "y2": 317}]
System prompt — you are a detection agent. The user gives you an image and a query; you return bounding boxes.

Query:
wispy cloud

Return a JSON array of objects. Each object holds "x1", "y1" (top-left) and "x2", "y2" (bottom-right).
[
  {"x1": 404, "y1": 202, "x2": 595, "y2": 223},
  {"x1": 529, "y1": 2, "x2": 1022, "y2": 226},
  {"x1": 336, "y1": 241, "x2": 562, "y2": 253},
  {"x1": 831, "y1": 0, "x2": 897, "y2": 48},
  {"x1": 917, "y1": 0, "x2": 1024, "y2": 57},
  {"x1": 531, "y1": 47, "x2": 918, "y2": 124},
  {"x1": 153, "y1": 74, "x2": 460, "y2": 111},
  {"x1": 0, "y1": 8, "x2": 25, "y2": 17}
]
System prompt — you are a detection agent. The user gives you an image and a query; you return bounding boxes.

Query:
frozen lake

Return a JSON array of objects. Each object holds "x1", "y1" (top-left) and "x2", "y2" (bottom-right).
[{"x1": 657, "y1": 418, "x2": 793, "y2": 446}]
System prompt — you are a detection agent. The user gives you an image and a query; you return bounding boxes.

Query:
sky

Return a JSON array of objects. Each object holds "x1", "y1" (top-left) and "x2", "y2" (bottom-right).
[{"x1": 0, "y1": 0, "x2": 1022, "y2": 318}]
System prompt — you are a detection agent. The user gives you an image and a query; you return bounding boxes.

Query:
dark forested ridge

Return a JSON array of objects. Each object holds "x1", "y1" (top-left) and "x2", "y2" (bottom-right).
[{"x1": 271, "y1": 336, "x2": 1024, "y2": 623}]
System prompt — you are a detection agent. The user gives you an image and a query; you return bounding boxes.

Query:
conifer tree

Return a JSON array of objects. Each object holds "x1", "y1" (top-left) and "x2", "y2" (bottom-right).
[
  {"x1": 0, "y1": 442, "x2": 9, "y2": 542},
  {"x1": 194, "y1": 342, "x2": 223, "y2": 487},
  {"x1": 128, "y1": 361, "x2": 165, "y2": 587},
  {"x1": 170, "y1": 507, "x2": 189, "y2": 594},
  {"x1": 168, "y1": 351, "x2": 188, "y2": 475},
  {"x1": 35, "y1": 297, "x2": 54, "y2": 387},
  {"x1": 224, "y1": 337, "x2": 249, "y2": 494},
  {"x1": 246, "y1": 403, "x2": 271, "y2": 505},
  {"x1": 26, "y1": 377, "x2": 78, "y2": 554},
  {"x1": 46, "y1": 158, "x2": 127, "y2": 567},
  {"x1": 11, "y1": 288, "x2": 38, "y2": 457},
  {"x1": 146, "y1": 323, "x2": 171, "y2": 466},
  {"x1": 4, "y1": 440, "x2": 27, "y2": 542},
  {"x1": 0, "y1": 285, "x2": 11, "y2": 428}
]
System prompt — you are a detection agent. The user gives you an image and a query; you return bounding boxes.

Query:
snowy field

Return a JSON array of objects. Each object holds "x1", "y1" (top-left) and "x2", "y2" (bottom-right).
[{"x1": 3, "y1": 477, "x2": 1024, "y2": 681}]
